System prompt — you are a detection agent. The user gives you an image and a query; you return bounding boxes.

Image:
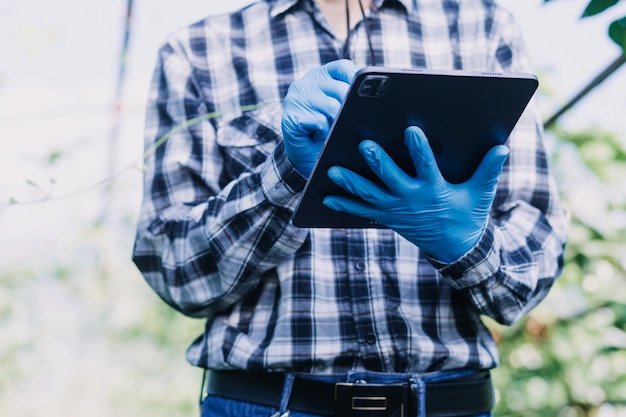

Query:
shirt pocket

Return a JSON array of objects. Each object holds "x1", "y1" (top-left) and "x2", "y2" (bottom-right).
[{"x1": 215, "y1": 112, "x2": 281, "y2": 187}]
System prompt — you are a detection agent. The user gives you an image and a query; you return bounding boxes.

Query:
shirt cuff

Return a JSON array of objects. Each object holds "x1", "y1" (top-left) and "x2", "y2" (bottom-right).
[
  {"x1": 428, "y1": 219, "x2": 502, "y2": 290},
  {"x1": 261, "y1": 141, "x2": 307, "y2": 210}
]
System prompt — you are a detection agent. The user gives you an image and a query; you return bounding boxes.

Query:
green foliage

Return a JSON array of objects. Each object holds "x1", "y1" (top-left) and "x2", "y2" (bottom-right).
[
  {"x1": 609, "y1": 16, "x2": 626, "y2": 50},
  {"x1": 495, "y1": 10, "x2": 626, "y2": 413},
  {"x1": 582, "y1": 0, "x2": 620, "y2": 17},
  {"x1": 557, "y1": 127, "x2": 626, "y2": 180},
  {"x1": 545, "y1": 0, "x2": 626, "y2": 52},
  {"x1": 48, "y1": 149, "x2": 63, "y2": 165},
  {"x1": 490, "y1": 121, "x2": 626, "y2": 416},
  {"x1": 0, "y1": 225, "x2": 205, "y2": 417},
  {"x1": 1, "y1": 2, "x2": 624, "y2": 416}
]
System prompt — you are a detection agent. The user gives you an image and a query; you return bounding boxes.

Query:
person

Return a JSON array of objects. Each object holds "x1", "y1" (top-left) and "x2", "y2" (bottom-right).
[{"x1": 132, "y1": 0, "x2": 568, "y2": 416}]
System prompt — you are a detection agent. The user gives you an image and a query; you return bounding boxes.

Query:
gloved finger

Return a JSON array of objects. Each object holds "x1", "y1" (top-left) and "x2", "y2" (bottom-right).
[
  {"x1": 323, "y1": 194, "x2": 386, "y2": 222},
  {"x1": 283, "y1": 61, "x2": 355, "y2": 139},
  {"x1": 285, "y1": 69, "x2": 350, "y2": 122},
  {"x1": 404, "y1": 126, "x2": 444, "y2": 186},
  {"x1": 326, "y1": 166, "x2": 393, "y2": 204},
  {"x1": 307, "y1": 60, "x2": 356, "y2": 115},
  {"x1": 282, "y1": 108, "x2": 332, "y2": 142},
  {"x1": 285, "y1": 81, "x2": 344, "y2": 124},
  {"x1": 305, "y1": 87, "x2": 344, "y2": 123},
  {"x1": 358, "y1": 140, "x2": 414, "y2": 196},
  {"x1": 297, "y1": 101, "x2": 335, "y2": 141},
  {"x1": 304, "y1": 60, "x2": 355, "y2": 105},
  {"x1": 324, "y1": 59, "x2": 358, "y2": 86},
  {"x1": 468, "y1": 145, "x2": 509, "y2": 193}
]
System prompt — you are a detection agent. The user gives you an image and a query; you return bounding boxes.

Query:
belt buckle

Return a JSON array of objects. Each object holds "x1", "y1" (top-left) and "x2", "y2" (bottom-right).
[{"x1": 334, "y1": 382, "x2": 406, "y2": 417}]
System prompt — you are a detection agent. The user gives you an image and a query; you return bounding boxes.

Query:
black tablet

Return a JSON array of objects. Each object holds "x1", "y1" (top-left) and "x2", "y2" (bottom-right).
[{"x1": 291, "y1": 66, "x2": 538, "y2": 228}]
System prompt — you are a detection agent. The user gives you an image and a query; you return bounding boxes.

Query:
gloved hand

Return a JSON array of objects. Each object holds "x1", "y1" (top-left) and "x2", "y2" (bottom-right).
[
  {"x1": 282, "y1": 59, "x2": 357, "y2": 177},
  {"x1": 323, "y1": 126, "x2": 509, "y2": 263}
]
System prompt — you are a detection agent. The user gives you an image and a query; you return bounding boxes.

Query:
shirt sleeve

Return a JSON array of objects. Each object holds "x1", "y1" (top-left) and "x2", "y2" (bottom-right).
[
  {"x1": 132, "y1": 34, "x2": 308, "y2": 319},
  {"x1": 432, "y1": 8, "x2": 569, "y2": 325}
]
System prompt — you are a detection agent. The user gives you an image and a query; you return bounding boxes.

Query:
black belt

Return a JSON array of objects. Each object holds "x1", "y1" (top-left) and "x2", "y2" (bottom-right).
[{"x1": 204, "y1": 370, "x2": 494, "y2": 417}]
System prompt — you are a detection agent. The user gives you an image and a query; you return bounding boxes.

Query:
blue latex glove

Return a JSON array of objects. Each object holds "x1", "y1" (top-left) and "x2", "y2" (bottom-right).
[
  {"x1": 282, "y1": 59, "x2": 357, "y2": 177},
  {"x1": 323, "y1": 126, "x2": 509, "y2": 263}
]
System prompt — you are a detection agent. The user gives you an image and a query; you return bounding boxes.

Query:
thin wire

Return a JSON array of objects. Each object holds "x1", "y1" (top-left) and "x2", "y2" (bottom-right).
[
  {"x1": 343, "y1": 0, "x2": 376, "y2": 65},
  {"x1": 343, "y1": 0, "x2": 351, "y2": 59},
  {"x1": 358, "y1": 0, "x2": 377, "y2": 66},
  {"x1": 198, "y1": 369, "x2": 207, "y2": 407}
]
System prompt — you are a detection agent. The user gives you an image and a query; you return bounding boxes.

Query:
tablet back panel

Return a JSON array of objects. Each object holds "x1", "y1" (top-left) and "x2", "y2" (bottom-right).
[{"x1": 291, "y1": 67, "x2": 538, "y2": 228}]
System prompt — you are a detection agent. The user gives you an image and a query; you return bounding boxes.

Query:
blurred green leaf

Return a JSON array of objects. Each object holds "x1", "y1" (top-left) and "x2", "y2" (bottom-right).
[
  {"x1": 582, "y1": 0, "x2": 620, "y2": 17},
  {"x1": 556, "y1": 127, "x2": 626, "y2": 180},
  {"x1": 48, "y1": 149, "x2": 63, "y2": 165},
  {"x1": 609, "y1": 16, "x2": 626, "y2": 51},
  {"x1": 493, "y1": 122, "x2": 626, "y2": 416}
]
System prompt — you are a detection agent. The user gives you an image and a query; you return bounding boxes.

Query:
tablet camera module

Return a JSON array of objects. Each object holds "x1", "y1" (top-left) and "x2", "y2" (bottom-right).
[{"x1": 357, "y1": 75, "x2": 390, "y2": 97}]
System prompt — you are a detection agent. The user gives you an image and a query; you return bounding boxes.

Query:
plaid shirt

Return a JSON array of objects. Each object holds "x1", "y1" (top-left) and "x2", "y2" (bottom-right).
[{"x1": 133, "y1": 0, "x2": 568, "y2": 374}]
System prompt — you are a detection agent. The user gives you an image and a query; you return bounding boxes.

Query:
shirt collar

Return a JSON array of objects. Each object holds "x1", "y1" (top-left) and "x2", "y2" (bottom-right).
[
  {"x1": 269, "y1": 0, "x2": 414, "y2": 18},
  {"x1": 268, "y1": 0, "x2": 300, "y2": 18}
]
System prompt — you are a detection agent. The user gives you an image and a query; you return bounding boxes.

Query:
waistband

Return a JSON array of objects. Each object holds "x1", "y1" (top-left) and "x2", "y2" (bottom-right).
[{"x1": 203, "y1": 369, "x2": 494, "y2": 417}]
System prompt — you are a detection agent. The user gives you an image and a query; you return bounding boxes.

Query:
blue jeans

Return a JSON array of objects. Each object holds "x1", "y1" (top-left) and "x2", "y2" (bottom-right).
[{"x1": 200, "y1": 369, "x2": 493, "y2": 417}]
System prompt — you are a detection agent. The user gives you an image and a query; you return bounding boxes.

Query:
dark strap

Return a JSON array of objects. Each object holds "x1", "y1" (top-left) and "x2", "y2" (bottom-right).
[{"x1": 205, "y1": 370, "x2": 494, "y2": 417}]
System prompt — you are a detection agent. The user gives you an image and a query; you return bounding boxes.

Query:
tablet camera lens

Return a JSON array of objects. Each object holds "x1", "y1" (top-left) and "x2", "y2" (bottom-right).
[
  {"x1": 376, "y1": 78, "x2": 389, "y2": 94},
  {"x1": 360, "y1": 82, "x2": 373, "y2": 95},
  {"x1": 358, "y1": 76, "x2": 390, "y2": 97}
]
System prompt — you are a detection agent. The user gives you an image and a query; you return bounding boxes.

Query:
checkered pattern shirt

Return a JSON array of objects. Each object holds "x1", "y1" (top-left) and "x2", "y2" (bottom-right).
[{"x1": 133, "y1": 0, "x2": 568, "y2": 374}]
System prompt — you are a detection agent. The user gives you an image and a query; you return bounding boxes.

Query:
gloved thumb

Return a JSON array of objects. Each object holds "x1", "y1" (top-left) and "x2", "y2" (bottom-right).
[
  {"x1": 324, "y1": 59, "x2": 358, "y2": 84},
  {"x1": 469, "y1": 145, "x2": 509, "y2": 198}
]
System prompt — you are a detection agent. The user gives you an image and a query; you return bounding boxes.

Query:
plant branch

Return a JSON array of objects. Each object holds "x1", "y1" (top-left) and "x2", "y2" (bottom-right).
[{"x1": 544, "y1": 53, "x2": 626, "y2": 129}]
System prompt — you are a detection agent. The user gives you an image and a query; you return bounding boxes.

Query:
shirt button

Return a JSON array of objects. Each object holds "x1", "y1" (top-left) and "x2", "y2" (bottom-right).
[
  {"x1": 365, "y1": 333, "x2": 376, "y2": 344},
  {"x1": 354, "y1": 261, "x2": 366, "y2": 271}
]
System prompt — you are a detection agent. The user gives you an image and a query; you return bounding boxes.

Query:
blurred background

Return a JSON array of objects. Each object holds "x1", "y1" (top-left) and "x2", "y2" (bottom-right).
[{"x1": 0, "y1": 0, "x2": 625, "y2": 416}]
